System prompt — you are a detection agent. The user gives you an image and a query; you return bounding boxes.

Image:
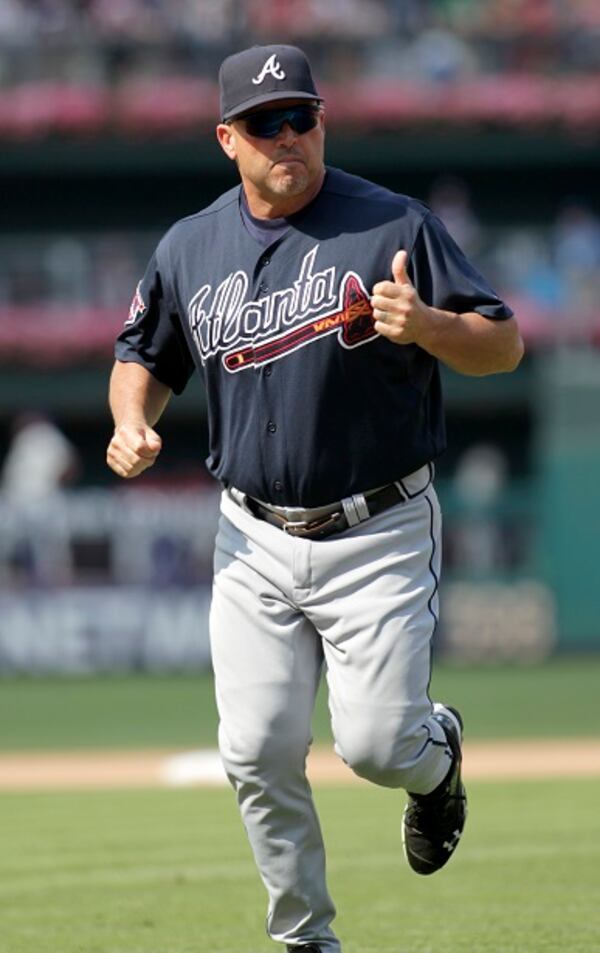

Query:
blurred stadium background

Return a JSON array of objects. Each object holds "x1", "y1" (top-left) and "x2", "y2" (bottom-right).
[{"x1": 0, "y1": 0, "x2": 599, "y2": 682}]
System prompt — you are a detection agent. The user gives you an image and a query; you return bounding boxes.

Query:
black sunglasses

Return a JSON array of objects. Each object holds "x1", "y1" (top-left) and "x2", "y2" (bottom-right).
[{"x1": 238, "y1": 104, "x2": 321, "y2": 139}]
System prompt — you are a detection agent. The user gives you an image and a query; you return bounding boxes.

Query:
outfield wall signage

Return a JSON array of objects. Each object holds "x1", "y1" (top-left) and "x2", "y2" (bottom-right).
[{"x1": 0, "y1": 586, "x2": 212, "y2": 674}]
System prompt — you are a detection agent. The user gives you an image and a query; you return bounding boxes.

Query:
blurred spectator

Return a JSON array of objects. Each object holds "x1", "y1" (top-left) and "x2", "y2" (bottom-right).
[
  {"x1": 175, "y1": 0, "x2": 239, "y2": 43},
  {"x1": 553, "y1": 202, "x2": 600, "y2": 337},
  {"x1": 449, "y1": 442, "x2": 510, "y2": 574},
  {"x1": 405, "y1": 25, "x2": 477, "y2": 81},
  {"x1": 304, "y1": 0, "x2": 390, "y2": 39},
  {"x1": 491, "y1": 228, "x2": 567, "y2": 313},
  {"x1": 0, "y1": 232, "x2": 156, "y2": 310},
  {"x1": 93, "y1": 234, "x2": 143, "y2": 309},
  {"x1": 245, "y1": 0, "x2": 313, "y2": 37},
  {"x1": 43, "y1": 237, "x2": 92, "y2": 304},
  {"x1": 1, "y1": 411, "x2": 80, "y2": 501},
  {"x1": 554, "y1": 201, "x2": 600, "y2": 274},
  {"x1": 428, "y1": 176, "x2": 482, "y2": 256}
]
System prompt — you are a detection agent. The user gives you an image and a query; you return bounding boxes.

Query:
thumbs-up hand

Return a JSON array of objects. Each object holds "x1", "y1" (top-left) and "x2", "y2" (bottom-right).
[
  {"x1": 106, "y1": 422, "x2": 163, "y2": 479},
  {"x1": 371, "y1": 250, "x2": 429, "y2": 345}
]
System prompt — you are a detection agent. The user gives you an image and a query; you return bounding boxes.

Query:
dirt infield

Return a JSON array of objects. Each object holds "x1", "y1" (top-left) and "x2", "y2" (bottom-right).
[{"x1": 1, "y1": 739, "x2": 600, "y2": 791}]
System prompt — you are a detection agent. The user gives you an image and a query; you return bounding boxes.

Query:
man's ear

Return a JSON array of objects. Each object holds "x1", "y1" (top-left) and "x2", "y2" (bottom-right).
[{"x1": 216, "y1": 123, "x2": 237, "y2": 161}]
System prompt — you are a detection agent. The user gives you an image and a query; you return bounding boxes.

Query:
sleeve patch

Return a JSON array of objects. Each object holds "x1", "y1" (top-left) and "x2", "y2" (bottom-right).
[{"x1": 125, "y1": 282, "x2": 146, "y2": 325}]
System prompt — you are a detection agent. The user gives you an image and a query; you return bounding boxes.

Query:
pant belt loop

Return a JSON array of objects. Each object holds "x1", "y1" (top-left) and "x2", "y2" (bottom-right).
[
  {"x1": 229, "y1": 486, "x2": 247, "y2": 508},
  {"x1": 393, "y1": 481, "x2": 407, "y2": 501},
  {"x1": 342, "y1": 493, "x2": 370, "y2": 527}
]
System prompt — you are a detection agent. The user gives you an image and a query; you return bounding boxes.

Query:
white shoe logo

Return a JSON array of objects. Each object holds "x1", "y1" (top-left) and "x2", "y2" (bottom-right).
[
  {"x1": 252, "y1": 54, "x2": 286, "y2": 85},
  {"x1": 443, "y1": 830, "x2": 462, "y2": 853}
]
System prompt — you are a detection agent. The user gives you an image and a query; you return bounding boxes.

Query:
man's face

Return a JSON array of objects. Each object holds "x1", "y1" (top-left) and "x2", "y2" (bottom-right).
[{"x1": 216, "y1": 99, "x2": 325, "y2": 208}]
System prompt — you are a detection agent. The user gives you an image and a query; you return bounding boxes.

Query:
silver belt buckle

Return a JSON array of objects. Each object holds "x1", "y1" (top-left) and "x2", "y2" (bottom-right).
[
  {"x1": 283, "y1": 511, "x2": 344, "y2": 538},
  {"x1": 282, "y1": 520, "x2": 309, "y2": 536}
]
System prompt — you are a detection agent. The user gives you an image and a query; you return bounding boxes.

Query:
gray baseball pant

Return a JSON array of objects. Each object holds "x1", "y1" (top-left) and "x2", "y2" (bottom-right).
[{"x1": 209, "y1": 467, "x2": 451, "y2": 952}]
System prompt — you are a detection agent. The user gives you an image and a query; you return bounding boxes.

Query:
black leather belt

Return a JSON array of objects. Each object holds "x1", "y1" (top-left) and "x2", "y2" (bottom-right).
[{"x1": 245, "y1": 482, "x2": 408, "y2": 541}]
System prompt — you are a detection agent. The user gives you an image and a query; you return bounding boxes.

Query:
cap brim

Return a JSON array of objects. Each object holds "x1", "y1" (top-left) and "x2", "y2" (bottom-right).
[{"x1": 222, "y1": 91, "x2": 321, "y2": 122}]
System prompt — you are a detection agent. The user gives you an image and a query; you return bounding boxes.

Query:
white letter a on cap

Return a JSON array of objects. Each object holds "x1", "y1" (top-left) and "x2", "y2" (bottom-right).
[{"x1": 252, "y1": 54, "x2": 286, "y2": 85}]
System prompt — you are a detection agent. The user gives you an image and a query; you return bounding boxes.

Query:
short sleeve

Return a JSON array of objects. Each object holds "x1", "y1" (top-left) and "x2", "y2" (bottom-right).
[
  {"x1": 115, "y1": 250, "x2": 195, "y2": 395},
  {"x1": 410, "y1": 212, "x2": 513, "y2": 321}
]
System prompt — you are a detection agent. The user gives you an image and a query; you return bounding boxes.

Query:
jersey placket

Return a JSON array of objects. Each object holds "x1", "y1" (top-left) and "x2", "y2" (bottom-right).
[{"x1": 253, "y1": 248, "x2": 285, "y2": 499}]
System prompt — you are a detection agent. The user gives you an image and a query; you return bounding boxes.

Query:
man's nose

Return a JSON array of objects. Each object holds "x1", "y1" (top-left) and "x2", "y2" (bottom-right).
[{"x1": 275, "y1": 121, "x2": 298, "y2": 144}]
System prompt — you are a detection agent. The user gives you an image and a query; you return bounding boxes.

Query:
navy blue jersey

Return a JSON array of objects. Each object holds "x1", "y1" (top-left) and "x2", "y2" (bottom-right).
[{"x1": 116, "y1": 166, "x2": 512, "y2": 506}]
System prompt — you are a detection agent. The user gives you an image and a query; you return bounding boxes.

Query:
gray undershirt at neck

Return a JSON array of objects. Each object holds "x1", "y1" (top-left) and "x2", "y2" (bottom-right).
[{"x1": 239, "y1": 189, "x2": 291, "y2": 247}]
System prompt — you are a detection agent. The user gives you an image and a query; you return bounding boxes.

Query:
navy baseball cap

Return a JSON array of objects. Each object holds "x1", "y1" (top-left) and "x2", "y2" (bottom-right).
[{"x1": 219, "y1": 45, "x2": 320, "y2": 122}]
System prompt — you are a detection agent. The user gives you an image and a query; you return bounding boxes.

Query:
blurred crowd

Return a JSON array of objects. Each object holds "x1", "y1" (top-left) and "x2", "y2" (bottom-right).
[
  {"x1": 428, "y1": 182, "x2": 600, "y2": 341},
  {"x1": 1, "y1": 183, "x2": 598, "y2": 349},
  {"x1": 0, "y1": 0, "x2": 598, "y2": 87},
  {"x1": 0, "y1": 231, "x2": 156, "y2": 315}
]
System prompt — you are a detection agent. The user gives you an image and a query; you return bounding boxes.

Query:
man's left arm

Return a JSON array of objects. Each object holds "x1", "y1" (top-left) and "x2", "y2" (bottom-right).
[{"x1": 371, "y1": 250, "x2": 524, "y2": 377}]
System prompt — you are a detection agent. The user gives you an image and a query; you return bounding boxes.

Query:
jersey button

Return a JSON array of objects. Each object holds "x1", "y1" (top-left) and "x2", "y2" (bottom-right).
[
  {"x1": 267, "y1": 421, "x2": 277, "y2": 433},
  {"x1": 261, "y1": 256, "x2": 271, "y2": 266},
  {"x1": 274, "y1": 480, "x2": 283, "y2": 492},
  {"x1": 264, "y1": 365, "x2": 272, "y2": 377},
  {"x1": 259, "y1": 282, "x2": 268, "y2": 294}
]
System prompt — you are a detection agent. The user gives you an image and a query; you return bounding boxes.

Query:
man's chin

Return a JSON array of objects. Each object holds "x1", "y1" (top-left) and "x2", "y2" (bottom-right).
[{"x1": 269, "y1": 169, "x2": 309, "y2": 197}]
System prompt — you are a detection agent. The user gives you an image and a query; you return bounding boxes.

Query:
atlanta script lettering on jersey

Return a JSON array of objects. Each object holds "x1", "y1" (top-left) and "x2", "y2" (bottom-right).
[{"x1": 187, "y1": 244, "x2": 377, "y2": 373}]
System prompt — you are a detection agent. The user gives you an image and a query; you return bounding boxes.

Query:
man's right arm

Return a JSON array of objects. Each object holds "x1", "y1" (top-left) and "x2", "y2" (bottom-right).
[{"x1": 106, "y1": 360, "x2": 172, "y2": 479}]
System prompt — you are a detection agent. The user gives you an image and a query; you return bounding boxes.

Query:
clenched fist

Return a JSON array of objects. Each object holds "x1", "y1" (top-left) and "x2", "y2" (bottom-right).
[{"x1": 106, "y1": 422, "x2": 162, "y2": 479}]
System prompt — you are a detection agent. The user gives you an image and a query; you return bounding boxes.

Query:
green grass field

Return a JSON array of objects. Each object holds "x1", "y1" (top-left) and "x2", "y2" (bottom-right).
[
  {"x1": 2, "y1": 656, "x2": 600, "y2": 751},
  {"x1": 2, "y1": 781, "x2": 599, "y2": 953},
  {"x1": 2, "y1": 659, "x2": 600, "y2": 952}
]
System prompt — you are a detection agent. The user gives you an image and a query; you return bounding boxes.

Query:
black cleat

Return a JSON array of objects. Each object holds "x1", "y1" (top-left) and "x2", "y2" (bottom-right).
[{"x1": 402, "y1": 703, "x2": 467, "y2": 875}]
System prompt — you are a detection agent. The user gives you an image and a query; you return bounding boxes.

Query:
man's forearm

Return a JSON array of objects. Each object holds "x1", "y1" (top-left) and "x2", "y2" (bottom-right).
[
  {"x1": 106, "y1": 361, "x2": 172, "y2": 479},
  {"x1": 419, "y1": 311, "x2": 524, "y2": 377},
  {"x1": 109, "y1": 360, "x2": 172, "y2": 428}
]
